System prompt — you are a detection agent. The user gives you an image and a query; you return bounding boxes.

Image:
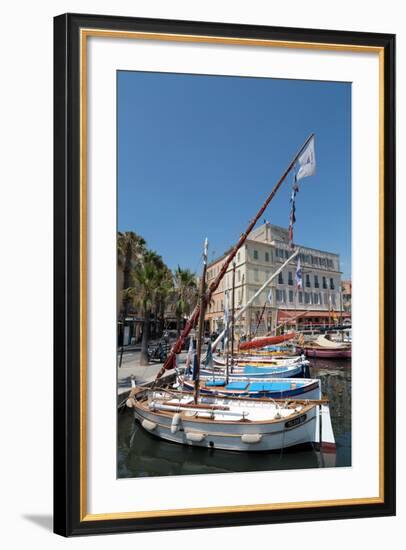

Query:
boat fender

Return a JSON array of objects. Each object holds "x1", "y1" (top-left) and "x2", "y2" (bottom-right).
[
  {"x1": 241, "y1": 433, "x2": 262, "y2": 444},
  {"x1": 126, "y1": 398, "x2": 134, "y2": 408},
  {"x1": 141, "y1": 419, "x2": 157, "y2": 432},
  {"x1": 171, "y1": 413, "x2": 181, "y2": 434},
  {"x1": 185, "y1": 432, "x2": 206, "y2": 442}
]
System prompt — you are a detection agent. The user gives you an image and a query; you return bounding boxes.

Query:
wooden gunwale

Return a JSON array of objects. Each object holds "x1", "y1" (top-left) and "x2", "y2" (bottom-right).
[
  {"x1": 192, "y1": 380, "x2": 320, "y2": 396},
  {"x1": 134, "y1": 398, "x2": 316, "y2": 426}
]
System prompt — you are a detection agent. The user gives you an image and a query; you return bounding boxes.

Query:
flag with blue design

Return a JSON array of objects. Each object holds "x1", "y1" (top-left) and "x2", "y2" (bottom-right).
[
  {"x1": 295, "y1": 257, "x2": 303, "y2": 290},
  {"x1": 296, "y1": 136, "x2": 316, "y2": 180},
  {"x1": 289, "y1": 180, "x2": 299, "y2": 248}
]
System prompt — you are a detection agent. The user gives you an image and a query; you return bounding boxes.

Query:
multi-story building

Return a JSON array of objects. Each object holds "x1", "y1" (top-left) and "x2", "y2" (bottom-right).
[{"x1": 205, "y1": 222, "x2": 350, "y2": 336}]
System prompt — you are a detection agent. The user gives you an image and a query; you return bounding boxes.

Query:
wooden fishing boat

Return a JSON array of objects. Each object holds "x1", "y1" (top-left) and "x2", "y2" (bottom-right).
[
  {"x1": 297, "y1": 335, "x2": 351, "y2": 359},
  {"x1": 128, "y1": 388, "x2": 327, "y2": 452},
  {"x1": 181, "y1": 376, "x2": 321, "y2": 400},
  {"x1": 213, "y1": 354, "x2": 305, "y2": 367},
  {"x1": 299, "y1": 347, "x2": 351, "y2": 359},
  {"x1": 142, "y1": 136, "x2": 336, "y2": 456},
  {"x1": 200, "y1": 363, "x2": 305, "y2": 379}
]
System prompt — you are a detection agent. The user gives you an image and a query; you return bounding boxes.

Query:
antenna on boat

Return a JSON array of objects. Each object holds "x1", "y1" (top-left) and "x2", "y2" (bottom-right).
[{"x1": 156, "y1": 133, "x2": 315, "y2": 378}]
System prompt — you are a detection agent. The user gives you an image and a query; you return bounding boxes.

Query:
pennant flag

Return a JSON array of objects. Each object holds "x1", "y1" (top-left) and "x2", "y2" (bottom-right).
[
  {"x1": 295, "y1": 257, "x2": 303, "y2": 290},
  {"x1": 267, "y1": 287, "x2": 273, "y2": 304},
  {"x1": 185, "y1": 336, "x2": 194, "y2": 374},
  {"x1": 296, "y1": 136, "x2": 316, "y2": 181},
  {"x1": 192, "y1": 353, "x2": 199, "y2": 381},
  {"x1": 289, "y1": 180, "x2": 300, "y2": 248}
]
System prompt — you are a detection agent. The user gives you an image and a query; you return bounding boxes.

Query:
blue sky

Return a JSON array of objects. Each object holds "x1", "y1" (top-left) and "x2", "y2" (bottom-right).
[{"x1": 118, "y1": 71, "x2": 351, "y2": 279}]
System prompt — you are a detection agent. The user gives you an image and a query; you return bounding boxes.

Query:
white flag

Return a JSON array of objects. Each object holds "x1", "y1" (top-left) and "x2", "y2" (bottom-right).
[
  {"x1": 267, "y1": 287, "x2": 272, "y2": 304},
  {"x1": 296, "y1": 136, "x2": 316, "y2": 180},
  {"x1": 295, "y1": 257, "x2": 303, "y2": 289}
]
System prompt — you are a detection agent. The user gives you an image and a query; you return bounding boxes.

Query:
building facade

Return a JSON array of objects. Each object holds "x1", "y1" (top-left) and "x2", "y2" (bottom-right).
[
  {"x1": 341, "y1": 280, "x2": 352, "y2": 313},
  {"x1": 205, "y1": 222, "x2": 350, "y2": 336}
]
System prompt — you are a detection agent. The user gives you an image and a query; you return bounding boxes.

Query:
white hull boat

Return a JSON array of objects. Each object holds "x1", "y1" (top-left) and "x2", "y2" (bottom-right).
[{"x1": 128, "y1": 388, "x2": 334, "y2": 453}]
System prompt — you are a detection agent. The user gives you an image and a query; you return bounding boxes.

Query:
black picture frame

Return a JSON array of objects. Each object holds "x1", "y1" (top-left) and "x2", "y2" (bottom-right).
[{"x1": 54, "y1": 12, "x2": 396, "y2": 537}]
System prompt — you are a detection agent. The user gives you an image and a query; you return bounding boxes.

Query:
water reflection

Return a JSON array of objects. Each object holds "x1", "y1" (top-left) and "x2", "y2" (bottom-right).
[{"x1": 117, "y1": 358, "x2": 351, "y2": 478}]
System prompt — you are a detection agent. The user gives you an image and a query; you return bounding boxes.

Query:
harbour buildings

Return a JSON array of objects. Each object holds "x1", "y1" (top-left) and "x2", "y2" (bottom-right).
[{"x1": 205, "y1": 222, "x2": 350, "y2": 336}]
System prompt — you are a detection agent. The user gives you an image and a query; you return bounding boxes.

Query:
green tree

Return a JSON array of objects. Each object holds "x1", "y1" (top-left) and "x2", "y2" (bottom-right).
[
  {"x1": 130, "y1": 251, "x2": 166, "y2": 366},
  {"x1": 117, "y1": 231, "x2": 146, "y2": 319},
  {"x1": 173, "y1": 267, "x2": 198, "y2": 336}
]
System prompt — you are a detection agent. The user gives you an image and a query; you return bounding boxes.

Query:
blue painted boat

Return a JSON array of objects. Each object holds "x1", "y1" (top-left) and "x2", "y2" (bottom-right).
[
  {"x1": 181, "y1": 377, "x2": 321, "y2": 400},
  {"x1": 200, "y1": 362, "x2": 305, "y2": 379}
]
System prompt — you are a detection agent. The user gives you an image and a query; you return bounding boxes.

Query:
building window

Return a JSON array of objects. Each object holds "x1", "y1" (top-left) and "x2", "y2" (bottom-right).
[
  {"x1": 276, "y1": 289, "x2": 285, "y2": 302},
  {"x1": 237, "y1": 290, "x2": 241, "y2": 304},
  {"x1": 304, "y1": 292, "x2": 311, "y2": 305},
  {"x1": 298, "y1": 291, "x2": 303, "y2": 303},
  {"x1": 221, "y1": 300, "x2": 223, "y2": 311},
  {"x1": 330, "y1": 278, "x2": 335, "y2": 290},
  {"x1": 254, "y1": 268, "x2": 259, "y2": 282},
  {"x1": 237, "y1": 252, "x2": 240, "y2": 262},
  {"x1": 313, "y1": 293, "x2": 319, "y2": 305},
  {"x1": 253, "y1": 250, "x2": 259, "y2": 260},
  {"x1": 305, "y1": 274, "x2": 311, "y2": 288},
  {"x1": 289, "y1": 290, "x2": 294, "y2": 303},
  {"x1": 237, "y1": 270, "x2": 241, "y2": 282},
  {"x1": 278, "y1": 272, "x2": 284, "y2": 284},
  {"x1": 265, "y1": 251, "x2": 270, "y2": 262},
  {"x1": 322, "y1": 276, "x2": 327, "y2": 289},
  {"x1": 314, "y1": 275, "x2": 319, "y2": 288},
  {"x1": 288, "y1": 271, "x2": 293, "y2": 285},
  {"x1": 331, "y1": 294, "x2": 336, "y2": 307}
]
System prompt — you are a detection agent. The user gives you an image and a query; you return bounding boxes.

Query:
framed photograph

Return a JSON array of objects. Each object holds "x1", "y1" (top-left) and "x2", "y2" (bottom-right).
[{"x1": 54, "y1": 13, "x2": 395, "y2": 536}]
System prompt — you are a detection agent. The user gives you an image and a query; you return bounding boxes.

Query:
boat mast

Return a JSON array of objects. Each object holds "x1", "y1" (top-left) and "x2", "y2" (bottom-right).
[
  {"x1": 194, "y1": 238, "x2": 208, "y2": 404},
  {"x1": 156, "y1": 134, "x2": 314, "y2": 378},
  {"x1": 230, "y1": 259, "x2": 236, "y2": 371}
]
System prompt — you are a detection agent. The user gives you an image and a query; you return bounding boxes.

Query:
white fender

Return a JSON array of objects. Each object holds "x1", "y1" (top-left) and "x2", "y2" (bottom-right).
[
  {"x1": 142, "y1": 419, "x2": 157, "y2": 432},
  {"x1": 126, "y1": 398, "x2": 133, "y2": 408},
  {"x1": 171, "y1": 413, "x2": 181, "y2": 434},
  {"x1": 185, "y1": 432, "x2": 206, "y2": 442},
  {"x1": 241, "y1": 433, "x2": 262, "y2": 444}
]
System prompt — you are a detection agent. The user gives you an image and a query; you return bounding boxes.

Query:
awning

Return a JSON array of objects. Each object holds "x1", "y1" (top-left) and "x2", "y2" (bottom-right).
[{"x1": 278, "y1": 310, "x2": 351, "y2": 320}]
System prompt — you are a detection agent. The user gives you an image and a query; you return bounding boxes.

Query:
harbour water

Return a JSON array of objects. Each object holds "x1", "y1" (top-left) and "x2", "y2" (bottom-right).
[{"x1": 117, "y1": 358, "x2": 351, "y2": 478}]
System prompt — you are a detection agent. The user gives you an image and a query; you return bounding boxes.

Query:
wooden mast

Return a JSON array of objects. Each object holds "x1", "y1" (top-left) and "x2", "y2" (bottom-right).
[
  {"x1": 194, "y1": 238, "x2": 208, "y2": 403},
  {"x1": 156, "y1": 133, "x2": 315, "y2": 378},
  {"x1": 230, "y1": 259, "x2": 236, "y2": 371}
]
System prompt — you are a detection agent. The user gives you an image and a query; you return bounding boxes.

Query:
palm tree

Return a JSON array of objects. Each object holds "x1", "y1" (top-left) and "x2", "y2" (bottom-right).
[
  {"x1": 117, "y1": 231, "x2": 146, "y2": 292},
  {"x1": 154, "y1": 267, "x2": 174, "y2": 338},
  {"x1": 130, "y1": 251, "x2": 166, "y2": 366},
  {"x1": 173, "y1": 267, "x2": 198, "y2": 336},
  {"x1": 117, "y1": 232, "x2": 146, "y2": 345}
]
